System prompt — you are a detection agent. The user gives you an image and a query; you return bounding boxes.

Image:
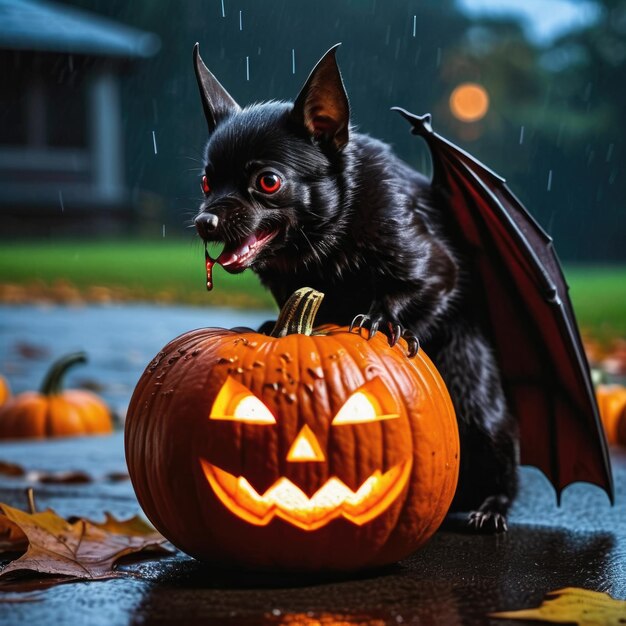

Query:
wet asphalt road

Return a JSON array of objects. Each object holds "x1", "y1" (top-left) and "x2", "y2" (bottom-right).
[{"x1": 0, "y1": 304, "x2": 625, "y2": 625}]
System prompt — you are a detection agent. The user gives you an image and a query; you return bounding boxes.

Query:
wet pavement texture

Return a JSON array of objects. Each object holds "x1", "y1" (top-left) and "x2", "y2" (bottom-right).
[
  {"x1": 0, "y1": 434, "x2": 624, "y2": 625},
  {"x1": 0, "y1": 304, "x2": 625, "y2": 625}
]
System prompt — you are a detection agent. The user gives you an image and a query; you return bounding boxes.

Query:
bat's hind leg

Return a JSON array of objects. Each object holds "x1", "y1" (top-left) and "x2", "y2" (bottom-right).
[
  {"x1": 433, "y1": 322, "x2": 519, "y2": 533},
  {"x1": 453, "y1": 415, "x2": 518, "y2": 533}
]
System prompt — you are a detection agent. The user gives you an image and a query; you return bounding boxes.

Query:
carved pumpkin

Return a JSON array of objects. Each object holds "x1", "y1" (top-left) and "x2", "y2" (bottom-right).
[
  {"x1": 0, "y1": 352, "x2": 113, "y2": 439},
  {"x1": 596, "y1": 384, "x2": 626, "y2": 445},
  {"x1": 125, "y1": 288, "x2": 459, "y2": 572}
]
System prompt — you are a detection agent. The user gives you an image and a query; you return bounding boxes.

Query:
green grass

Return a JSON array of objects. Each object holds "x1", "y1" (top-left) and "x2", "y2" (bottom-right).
[
  {"x1": 565, "y1": 266, "x2": 626, "y2": 342},
  {"x1": 0, "y1": 239, "x2": 274, "y2": 309},
  {"x1": 0, "y1": 240, "x2": 624, "y2": 339}
]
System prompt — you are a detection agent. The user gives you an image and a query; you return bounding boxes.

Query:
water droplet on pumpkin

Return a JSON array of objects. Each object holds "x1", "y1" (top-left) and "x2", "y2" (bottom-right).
[
  {"x1": 148, "y1": 351, "x2": 167, "y2": 371},
  {"x1": 192, "y1": 349, "x2": 202, "y2": 356},
  {"x1": 280, "y1": 353, "x2": 292, "y2": 363},
  {"x1": 253, "y1": 361, "x2": 264, "y2": 368}
]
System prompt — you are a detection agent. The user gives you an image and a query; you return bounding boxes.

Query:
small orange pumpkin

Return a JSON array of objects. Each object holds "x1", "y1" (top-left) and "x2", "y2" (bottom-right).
[
  {"x1": 0, "y1": 352, "x2": 113, "y2": 439},
  {"x1": 0, "y1": 375, "x2": 10, "y2": 406},
  {"x1": 126, "y1": 288, "x2": 459, "y2": 572},
  {"x1": 596, "y1": 384, "x2": 626, "y2": 446}
]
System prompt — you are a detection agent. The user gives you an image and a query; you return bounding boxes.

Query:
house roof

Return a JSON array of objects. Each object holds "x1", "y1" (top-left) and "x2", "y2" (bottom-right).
[{"x1": 0, "y1": 0, "x2": 160, "y2": 58}]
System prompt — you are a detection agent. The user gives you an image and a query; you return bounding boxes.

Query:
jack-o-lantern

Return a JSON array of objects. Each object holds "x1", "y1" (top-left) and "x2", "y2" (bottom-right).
[{"x1": 125, "y1": 288, "x2": 459, "y2": 572}]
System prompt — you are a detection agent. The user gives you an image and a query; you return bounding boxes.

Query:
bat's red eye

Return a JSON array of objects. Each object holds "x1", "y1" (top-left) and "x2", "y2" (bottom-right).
[
  {"x1": 257, "y1": 172, "x2": 282, "y2": 194},
  {"x1": 201, "y1": 175, "x2": 210, "y2": 194}
]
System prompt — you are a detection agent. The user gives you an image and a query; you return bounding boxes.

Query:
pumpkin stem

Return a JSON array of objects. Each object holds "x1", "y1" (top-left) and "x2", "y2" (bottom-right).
[
  {"x1": 26, "y1": 487, "x2": 37, "y2": 514},
  {"x1": 270, "y1": 288, "x2": 324, "y2": 337},
  {"x1": 40, "y1": 351, "x2": 87, "y2": 396}
]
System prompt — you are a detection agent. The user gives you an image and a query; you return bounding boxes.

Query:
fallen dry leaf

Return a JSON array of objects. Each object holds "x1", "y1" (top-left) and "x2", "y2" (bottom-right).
[
  {"x1": 104, "y1": 471, "x2": 130, "y2": 482},
  {"x1": 491, "y1": 587, "x2": 626, "y2": 625},
  {"x1": 85, "y1": 512, "x2": 161, "y2": 538},
  {"x1": 0, "y1": 461, "x2": 25, "y2": 477},
  {"x1": 0, "y1": 515, "x2": 27, "y2": 553},
  {"x1": 0, "y1": 503, "x2": 170, "y2": 585},
  {"x1": 35, "y1": 470, "x2": 92, "y2": 485}
]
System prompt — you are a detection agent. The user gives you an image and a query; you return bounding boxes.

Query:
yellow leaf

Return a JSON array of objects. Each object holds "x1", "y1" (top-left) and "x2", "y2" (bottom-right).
[
  {"x1": 491, "y1": 587, "x2": 626, "y2": 626},
  {"x1": 81, "y1": 512, "x2": 161, "y2": 538}
]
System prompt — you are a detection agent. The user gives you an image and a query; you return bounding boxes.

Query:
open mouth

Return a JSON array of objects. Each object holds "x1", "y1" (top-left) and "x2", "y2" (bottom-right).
[
  {"x1": 215, "y1": 229, "x2": 280, "y2": 274},
  {"x1": 200, "y1": 458, "x2": 412, "y2": 531}
]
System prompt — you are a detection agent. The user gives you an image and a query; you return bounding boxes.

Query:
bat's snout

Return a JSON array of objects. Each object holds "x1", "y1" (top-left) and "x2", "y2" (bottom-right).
[{"x1": 195, "y1": 212, "x2": 219, "y2": 239}]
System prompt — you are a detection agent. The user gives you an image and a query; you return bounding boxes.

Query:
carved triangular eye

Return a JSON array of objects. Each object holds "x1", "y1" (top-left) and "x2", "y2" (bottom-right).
[
  {"x1": 210, "y1": 376, "x2": 276, "y2": 424},
  {"x1": 332, "y1": 377, "x2": 399, "y2": 425}
]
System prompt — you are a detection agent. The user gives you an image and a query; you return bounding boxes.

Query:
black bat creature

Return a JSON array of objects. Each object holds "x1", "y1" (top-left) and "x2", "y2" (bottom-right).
[{"x1": 193, "y1": 44, "x2": 613, "y2": 531}]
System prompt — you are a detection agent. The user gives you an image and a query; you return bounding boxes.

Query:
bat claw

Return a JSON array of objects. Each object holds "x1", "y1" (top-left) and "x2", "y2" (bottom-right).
[
  {"x1": 402, "y1": 330, "x2": 420, "y2": 358},
  {"x1": 349, "y1": 314, "x2": 367, "y2": 333},
  {"x1": 350, "y1": 313, "x2": 385, "y2": 341},
  {"x1": 388, "y1": 323, "x2": 401, "y2": 347}
]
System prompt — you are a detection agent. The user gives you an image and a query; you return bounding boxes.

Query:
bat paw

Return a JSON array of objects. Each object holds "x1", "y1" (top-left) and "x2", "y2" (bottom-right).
[
  {"x1": 467, "y1": 495, "x2": 510, "y2": 533},
  {"x1": 349, "y1": 314, "x2": 419, "y2": 358},
  {"x1": 467, "y1": 510, "x2": 508, "y2": 533}
]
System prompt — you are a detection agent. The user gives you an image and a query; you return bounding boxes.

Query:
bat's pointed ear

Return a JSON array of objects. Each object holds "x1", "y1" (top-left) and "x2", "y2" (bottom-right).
[
  {"x1": 291, "y1": 43, "x2": 350, "y2": 150},
  {"x1": 193, "y1": 43, "x2": 241, "y2": 133}
]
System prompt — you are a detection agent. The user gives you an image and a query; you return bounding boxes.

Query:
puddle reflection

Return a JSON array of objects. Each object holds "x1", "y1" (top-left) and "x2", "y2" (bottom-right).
[{"x1": 128, "y1": 526, "x2": 613, "y2": 625}]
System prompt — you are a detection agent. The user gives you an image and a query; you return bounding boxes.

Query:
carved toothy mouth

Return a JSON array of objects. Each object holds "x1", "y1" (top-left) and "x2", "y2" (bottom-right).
[{"x1": 200, "y1": 458, "x2": 412, "y2": 531}]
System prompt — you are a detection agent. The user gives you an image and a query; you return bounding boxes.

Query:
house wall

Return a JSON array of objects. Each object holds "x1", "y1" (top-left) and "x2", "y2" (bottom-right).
[{"x1": 0, "y1": 51, "x2": 132, "y2": 235}]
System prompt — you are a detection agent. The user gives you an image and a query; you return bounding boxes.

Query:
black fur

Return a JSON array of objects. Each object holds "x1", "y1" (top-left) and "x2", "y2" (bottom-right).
[{"x1": 193, "y1": 45, "x2": 518, "y2": 531}]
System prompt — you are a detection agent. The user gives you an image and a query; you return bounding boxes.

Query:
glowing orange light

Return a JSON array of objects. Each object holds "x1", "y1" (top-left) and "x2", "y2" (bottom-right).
[
  {"x1": 201, "y1": 458, "x2": 412, "y2": 531},
  {"x1": 332, "y1": 391, "x2": 398, "y2": 425},
  {"x1": 209, "y1": 376, "x2": 276, "y2": 424},
  {"x1": 286, "y1": 425, "x2": 326, "y2": 462},
  {"x1": 449, "y1": 83, "x2": 489, "y2": 122}
]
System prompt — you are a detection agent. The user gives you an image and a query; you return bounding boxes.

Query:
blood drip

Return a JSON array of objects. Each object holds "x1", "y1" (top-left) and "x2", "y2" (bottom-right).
[{"x1": 205, "y1": 246, "x2": 215, "y2": 291}]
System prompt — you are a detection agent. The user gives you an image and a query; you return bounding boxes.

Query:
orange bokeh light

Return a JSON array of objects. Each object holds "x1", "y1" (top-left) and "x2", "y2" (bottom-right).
[{"x1": 449, "y1": 83, "x2": 489, "y2": 122}]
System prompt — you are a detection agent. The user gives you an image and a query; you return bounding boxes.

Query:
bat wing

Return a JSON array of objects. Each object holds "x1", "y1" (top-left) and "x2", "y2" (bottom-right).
[{"x1": 393, "y1": 107, "x2": 613, "y2": 503}]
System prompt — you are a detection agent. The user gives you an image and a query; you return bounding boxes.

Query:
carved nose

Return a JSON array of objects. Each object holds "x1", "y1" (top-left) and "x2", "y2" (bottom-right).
[
  {"x1": 286, "y1": 425, "x2": 325, "y2": 462},
  {"x1": 195, "y1": 212, "x2": 219, "y2": 236}
]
